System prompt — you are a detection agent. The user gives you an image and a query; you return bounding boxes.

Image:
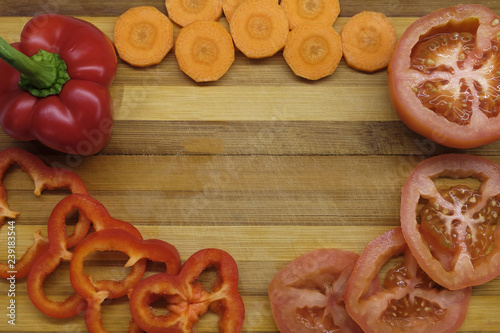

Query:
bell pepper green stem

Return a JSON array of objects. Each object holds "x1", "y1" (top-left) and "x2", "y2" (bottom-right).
[{"x1": 0, "y1": 36, "x2": 70, "y2": 97}]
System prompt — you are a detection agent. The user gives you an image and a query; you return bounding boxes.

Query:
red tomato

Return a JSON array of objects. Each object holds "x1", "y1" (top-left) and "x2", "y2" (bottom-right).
[
  {"x1": 387, "y1": 4, "x2": 500, "y2": 148},
  {"x1": 268, "y1": 249, "x2": 378, "y2": 333},
  {"x1": 345, "y1": 227, "x2": 471, "y2": 333},
  {"x1": 401, "y1": 154, "x2": 500, "y2": 290}
]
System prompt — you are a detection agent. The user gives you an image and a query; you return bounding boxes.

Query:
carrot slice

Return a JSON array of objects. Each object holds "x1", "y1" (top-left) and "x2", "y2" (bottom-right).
[
  {"x1": 281, "y1": 0, "x2": 340, "y2": 30},
  {"x1": 284, "y1": 22, "x2": 342, "y2": 80},
  {"x1": 223, "y1": 0, "x2": 279, "y2": 22},
  {"x1": 165, "y1": 0, "x2": 223, "y2": 27},
  {"x1": 222, "y1": 0, "x2": 245, "y2": 22},
  {"x1": 229, "y1": 0, "x2": 289, "y2": 59},
  {"x1": 175, "y1": 21, "x2": 235, "y2": 82},
  {"x1": 114, "y1": 6, "x2": 174, "y2": 67},
  {"x1": 341, "y1": 11, "x2": 397, "y2": 72}
]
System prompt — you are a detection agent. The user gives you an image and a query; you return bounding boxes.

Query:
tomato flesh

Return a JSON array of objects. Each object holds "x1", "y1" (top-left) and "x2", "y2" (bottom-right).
[
  {"x1": 409, "y1": 20, "x2": 500, "y2": 126},
  {"x1": 474, "y1": 36, "x2": 500, "y2": 118},
  {"x1": 382, "y1": 264, "x2": 445, "y2": 325},
  {"x1": 268, "y1": 249, "x2": 378, "y2": 333},
  {"x1": 295, "y1": 306, "x2": 338, "y2": 331},
  {"x1": 420, "y1": 186, "x2": 499, "y2": 268},
  {"x1": 401, "y1": 154, "x2": 500, "y2": 289},
  {"x1": 344, "y1": 227, "x2": 471, "y2": 333},
  {"x1": 388, "y1": 4, "x2": 500, "y2": 148}
]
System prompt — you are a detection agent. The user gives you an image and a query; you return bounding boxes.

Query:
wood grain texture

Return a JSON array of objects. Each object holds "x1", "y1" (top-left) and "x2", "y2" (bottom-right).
[{"x1": 1, "y1": 1, "x2": 500, "y2": 332}]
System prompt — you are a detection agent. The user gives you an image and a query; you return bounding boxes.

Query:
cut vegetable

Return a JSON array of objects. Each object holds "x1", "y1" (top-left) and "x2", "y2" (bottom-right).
[
  {"x1": 268, "y1": 248, "x2": 378, "y2": 333},
  {"x1": 175, "y1": 20, "x2": 235, "y2": 82},
  {"x1": 223, "y1": 0, "x2": 279, "y2": 22},
  {"x1": 281, "y1": 0, "x2": 340, "y2": 30},
  {"x1": 165, "y1": 0, "x2": 223, "y2": 27},
  {"x1": 345, "y1": 227, "x2": 471, "y2": 333},
  {"x1": 341, "y1": 11, "x2": 397, "y2": 72},
  {"x1": 222, "y1": 0, "x2": 245, "y2": 22},
  {"x1": 400, "y1": 154, "x2": 500, "y2": 289},
  {"x1": 114, "y1": 6, "x2": 174, "y2": 67},
  {"x1": 284, "y1": 22, "x2": 342, "y2": 80},
  {"x1": 229, "y1": 0, "x2": 289, "y2": 59},
  {"x1": 387, "y1": 4, "x2": 500, "y2": 148}
]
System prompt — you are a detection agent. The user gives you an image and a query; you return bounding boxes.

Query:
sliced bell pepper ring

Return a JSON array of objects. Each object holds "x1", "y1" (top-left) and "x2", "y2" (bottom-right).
[
  {"x1": 69, "y1": 228, "x2": 181, "y2": 333},
  {"x1": 129, "y1": 248, "x2": 245, "y2": 333},
  {"x1": 27, "y1": 193, "x2": 146, "y2": 319},
  {"x1": 0, "y1": 14, "x2": 117, "y2": 155},
  {"x1": 0, "y1": 147, "x2": 89, "y2": 278}
]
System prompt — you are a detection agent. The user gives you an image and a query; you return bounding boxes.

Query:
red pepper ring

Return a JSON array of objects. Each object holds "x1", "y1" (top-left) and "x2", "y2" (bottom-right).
[
  {"x1": 27, "y1": 193, "x2": 146, "y2": 319},
  {"x1": 130, "y1": 248, "x2": 245, "y2": 333},
  {"x1": 69, "y1": 228, "x2": 181, "y2": 333},
  {"x1": 0, "y1": 147, "x2": 90, "y2": 278}
]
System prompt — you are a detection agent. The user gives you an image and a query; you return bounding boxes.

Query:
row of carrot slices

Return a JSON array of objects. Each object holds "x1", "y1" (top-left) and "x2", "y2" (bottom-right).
[{"x1": 113, "y1": 0, "x2": 398, "y2": 82}]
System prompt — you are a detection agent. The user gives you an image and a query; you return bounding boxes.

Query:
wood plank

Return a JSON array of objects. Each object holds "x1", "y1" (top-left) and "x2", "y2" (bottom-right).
[
  {"x1": 104, "y1": 120, "x2": 500, "y2": 156},
  {"x1": 4, "y1": 120, "x2": 500, "y2": 157},
  {"x1": 1, "y1": 225, "x2": 500, "y2": 332},
  {"x1": 113, "y1": 85, "x2": 398, "y2": 121},
  {"x1": 1, "y1": 0, "x2": 499, "y2": 18},
  {"x1": 1, "y1": 2, "x2": 500, "y2": 332}
]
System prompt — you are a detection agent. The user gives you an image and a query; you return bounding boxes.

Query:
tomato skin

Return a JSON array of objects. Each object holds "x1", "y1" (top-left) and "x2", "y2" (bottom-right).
[
  {"x1": 401, "y1": 154, "x2": 500, "y2": 290},
  {"x1": 268, "y1": 249, "x2": 377, "y2": 333},
  {"x1": 388, "y1": 4, "x2": 500, "y2": 148},
  {"x1": 345, "y1": 227, "x2": 471, "y2": 333}
]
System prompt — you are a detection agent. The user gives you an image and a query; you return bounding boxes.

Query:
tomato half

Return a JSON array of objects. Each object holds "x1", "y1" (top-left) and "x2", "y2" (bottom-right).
[
  {"x1": 345, "y1": 227, "x2": 471, "y2": 333},
  {"x1": 268, "y1": 249, "x2": 378, "y2": 333},
  {"x1": 401, "y1": 153, "x2": 500, "y2": 290},
  {"x1": 388, "y1": 4, "x2": 500, "y2": 148}
]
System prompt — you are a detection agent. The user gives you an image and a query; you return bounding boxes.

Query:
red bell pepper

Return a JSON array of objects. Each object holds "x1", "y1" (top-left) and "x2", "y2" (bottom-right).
[
  {"x1": 129, "y1": 248, "x2": 245, "y2": 333},
  {"x1": 0, "y1": 147, "x2": 89, "y2": 278},
  {"x1": 27, "y1": 194, "x2": 146, "y2": 319},
  {"x1": 0, "y1": 14, "x2": 117, "y2": 155},
  {"x1": 70, "y1": 228, "x2": 181, "y2": 332}
]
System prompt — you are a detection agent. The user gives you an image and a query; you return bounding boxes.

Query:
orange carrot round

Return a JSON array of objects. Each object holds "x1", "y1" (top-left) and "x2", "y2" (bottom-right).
[
  {"x1": 284, "y1": 22, "x2": 342, "y2": 80},
  {"x1": 165, "y1": 0, "x2": 223, "y2": 27},
  {"x1": 175, "y1": 20, "x2": 235, "y2": 82},
  {"x1": 229, "y1": 0, "x2": 289, "y2": 59},
  {"x1": 281, "y1": 0, "x2": 340, "y2": 30},
  {"x1": 341, "y1": 11, "x2": 397, "y2": 72},
  {"x1": 114, "y1": 6, "x2": 174, "y2": 67},
  {"x1": 222, "y1": 0, "x2": 245, "y2": 22},
  {"x1": 223, "y1": 0, "x2": 279, "y2": 22}
]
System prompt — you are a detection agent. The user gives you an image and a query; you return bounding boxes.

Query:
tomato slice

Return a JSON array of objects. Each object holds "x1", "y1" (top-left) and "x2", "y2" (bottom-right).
[
  {"x1": 401, "y1": 153, "x2": 500, "y2": 290},
  {"x1": 345, "y1": 227, "x2": 471, "y2": 333},
  {"x1": 388, "y1": 4, "x2": 500, "y2": 148},
  {"x1": 268, "y1": 249, "x2": 378, "y2": 333}
]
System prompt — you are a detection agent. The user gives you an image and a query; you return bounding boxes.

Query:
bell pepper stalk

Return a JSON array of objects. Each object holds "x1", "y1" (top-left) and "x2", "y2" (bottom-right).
[
  {"x1": 69, "y1": 229, "x2": 181, "y2": 332},
  {"x1": 129, "y1": 248, "x2": 245, "y2": 333},
  {"x1": 0, "y1": 14, "x2": 117, "y2": 155},
  {"x1": 0, "y1": 37, "x2": 69, "y2": 98},
  {"x1": 27, "y1": 194, "x2": 146, "y2": 319},
  {"x1": 0, "y1": 147, "x2": 90, "y2": 279}
]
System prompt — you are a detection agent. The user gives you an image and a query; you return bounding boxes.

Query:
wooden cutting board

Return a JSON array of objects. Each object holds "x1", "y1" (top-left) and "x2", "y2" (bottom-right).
[{"x1": 1, "y1": 0, "x2": 500, "y2": 332}]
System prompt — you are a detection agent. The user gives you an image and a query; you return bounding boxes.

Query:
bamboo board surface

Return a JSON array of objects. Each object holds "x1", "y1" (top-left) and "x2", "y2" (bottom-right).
[{"x1": 1, "y1": 0, "x2": 500, "y2": 332}]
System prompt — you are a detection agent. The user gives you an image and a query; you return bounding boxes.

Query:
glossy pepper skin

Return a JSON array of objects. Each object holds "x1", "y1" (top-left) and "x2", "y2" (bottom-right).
[
  {"x1": 27, "y1": 194, "x2": 146, "y2": 319},
  {"x1": 0, "y1": 14, "x2": 117, "y2": 155},
  {"x1": 0, "y1": 148, "x2": 89, "y2": 278},
  {"x1": 70, "y1": 229, "x2": 181, "y2": 333},
  {"x1": 130, "y1": 248, "x2": 245, "y2": 333}
]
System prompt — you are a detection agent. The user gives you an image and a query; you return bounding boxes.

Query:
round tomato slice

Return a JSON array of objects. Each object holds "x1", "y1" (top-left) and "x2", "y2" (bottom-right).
[
  {"x1": 268, "y1": 249, "x2": 378, "y2": 333},
  {"x1": 388, "y1": 4, "x2": 500, "y2": 148},
  {"x1": 401, "y1": 153, "x2": 500, "y2": 290},
  {"x1": 345, "y1": 227, "x2": 471, "y2": 333}
]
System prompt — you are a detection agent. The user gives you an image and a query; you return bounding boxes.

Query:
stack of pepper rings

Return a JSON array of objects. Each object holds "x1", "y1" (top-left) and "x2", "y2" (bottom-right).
[{"x1": 0, "y1": 148, "x2": 245, "y2": 332}]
